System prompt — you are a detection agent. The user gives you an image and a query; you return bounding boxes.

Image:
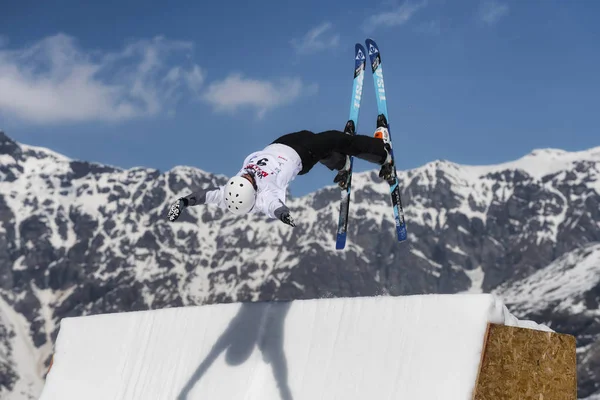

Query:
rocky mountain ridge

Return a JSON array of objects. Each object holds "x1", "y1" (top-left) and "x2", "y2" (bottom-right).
[{"x1": 0, "y1": 130, "x2": 598, "y2": 399}]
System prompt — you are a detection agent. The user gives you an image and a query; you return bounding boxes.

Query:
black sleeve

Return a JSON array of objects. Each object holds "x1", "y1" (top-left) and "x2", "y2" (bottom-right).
[{"x1": 181, "y1": 187, "x2": 218, "y2": 206}]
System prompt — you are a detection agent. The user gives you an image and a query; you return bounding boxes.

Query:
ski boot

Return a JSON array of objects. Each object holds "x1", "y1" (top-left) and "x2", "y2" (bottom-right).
[
  {"x1": 374, "y1": 127, "x2": 394, "y2": 182},
  {"x1": 167, "y1": 198, "x2": 187, "y2": 221},
  {"x1": 333, "y1": 155, "x2": 351, "y2": 190}
]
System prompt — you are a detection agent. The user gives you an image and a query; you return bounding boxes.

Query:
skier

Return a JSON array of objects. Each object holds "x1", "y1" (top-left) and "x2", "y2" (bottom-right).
[{"x1": 167, "y1": 127, "x2": 393, "y2": 227}]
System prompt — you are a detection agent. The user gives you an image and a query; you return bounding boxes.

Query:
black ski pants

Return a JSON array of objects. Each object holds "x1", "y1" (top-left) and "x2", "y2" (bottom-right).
[{"x1": 272, "y1": 130, "x2": 387, "y2": 175}]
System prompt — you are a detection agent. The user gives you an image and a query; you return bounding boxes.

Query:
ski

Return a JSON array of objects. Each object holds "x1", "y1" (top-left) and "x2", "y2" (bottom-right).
[
  {"x1": 365, "y1": 38, "x2": 408, "y2": 242},
  {"x1": 336, "y1": 43, "x2": 367, "y2": 250}
]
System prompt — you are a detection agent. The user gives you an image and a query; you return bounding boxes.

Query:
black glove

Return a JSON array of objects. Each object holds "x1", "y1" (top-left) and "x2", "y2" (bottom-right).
[
  {"x1": 279, "y1": 212, "x2": 295, "y2": 227},
  {"x1": 168, "y1": 198, "x2": 186, "y2": 222},
  {"x1": 274, "y1": 203, "x2": 295, "y2": 227}
]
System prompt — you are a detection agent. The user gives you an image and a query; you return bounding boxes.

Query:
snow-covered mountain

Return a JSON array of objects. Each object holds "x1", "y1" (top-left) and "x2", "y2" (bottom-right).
[
  {"x1": 0, "y1": 129, "x2": 599, "y2": 399},
  {"x1": 495, "y1": 243, "x2": 600, "y2": 398}
]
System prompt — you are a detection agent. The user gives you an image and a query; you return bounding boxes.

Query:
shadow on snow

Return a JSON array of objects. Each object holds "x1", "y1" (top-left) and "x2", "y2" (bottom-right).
[{"x1": 177, "y1": 301, "x2": 293, "y2": 400}]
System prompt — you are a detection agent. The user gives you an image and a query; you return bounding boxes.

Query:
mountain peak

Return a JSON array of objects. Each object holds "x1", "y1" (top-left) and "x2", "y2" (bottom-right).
[
  {"x1": 448, "y1": 145, "x2": 600, "y2": 181},
  {"x1": 527, "y1": 148, "x2": 568, "y2": 157},
  {"x1": 521, "y1": 146, "x2": 600, "y2": 163},
  {"x1": 0, "y1": 130, "x2": 22, "y2": 158},
  {"x1": 509, "y1": 145, "x2": 600, "y2": 179}
]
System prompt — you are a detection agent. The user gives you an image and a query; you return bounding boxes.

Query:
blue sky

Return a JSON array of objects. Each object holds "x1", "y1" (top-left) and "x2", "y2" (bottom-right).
[{"x1": 1, "y1": 0, "x2": 599, "y2": 197}]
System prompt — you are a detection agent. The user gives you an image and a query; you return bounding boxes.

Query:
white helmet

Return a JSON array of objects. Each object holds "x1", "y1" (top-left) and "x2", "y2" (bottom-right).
[{"x1": 225, "y1": 176, "x2": 256, "y2": 215}]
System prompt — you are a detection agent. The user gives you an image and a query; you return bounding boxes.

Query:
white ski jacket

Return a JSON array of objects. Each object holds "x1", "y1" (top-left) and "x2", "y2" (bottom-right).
[{"x1": 203, "y1": 143, "x2": 302, "y2": 219}]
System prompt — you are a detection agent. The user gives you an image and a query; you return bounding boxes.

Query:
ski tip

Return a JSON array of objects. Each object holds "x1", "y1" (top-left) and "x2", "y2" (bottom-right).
[
  {"x1": 365, "y1": 38, "x2": 379, "y2": 56},
  {"x1": 354, "y1": 43, "x2": 366, "y2": 61}
]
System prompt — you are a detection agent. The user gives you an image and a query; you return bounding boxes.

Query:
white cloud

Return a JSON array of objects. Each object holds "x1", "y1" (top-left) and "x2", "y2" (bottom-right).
[
  {"x1": 202, "y1": 73, "x2": 317, "y2": 119},
  {"x1": 364, "y1": 1, "x2": 427, "y2": 30},
  {"x1": 291, "y1": 22, "x2": 340, "y2": 55},
  {"x1": 0, "y1": 34, "x2": 204, "y2": 124},
  {"x1": 478, "y1": 0, "x2": 509, "y2": 26}
]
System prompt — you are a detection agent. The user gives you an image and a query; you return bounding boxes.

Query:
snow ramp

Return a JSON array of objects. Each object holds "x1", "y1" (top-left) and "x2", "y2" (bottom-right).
[{"x1": 40, "y1": 294, "x2": 576, "y2": 399}]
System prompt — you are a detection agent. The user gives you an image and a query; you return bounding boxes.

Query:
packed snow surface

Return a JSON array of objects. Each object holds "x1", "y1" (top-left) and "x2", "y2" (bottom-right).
[{"x1": 39, "y1": 294, "x2": 550, "y2": 400}]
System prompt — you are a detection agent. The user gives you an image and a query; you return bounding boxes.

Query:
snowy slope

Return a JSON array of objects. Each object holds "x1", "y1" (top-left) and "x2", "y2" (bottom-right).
[
  {"x1": 0, "y1": 130, "x2": 598, "y2": 398},
  {"x1": 39, "y1": 294, "x2": 551, "y2": 400},
  {"x1": 496, "y1": 243, "x2": 600, "y2": 315},
  {"x1": 0, "y1": 295, "x2": 43, "y2": 400},
  {"x1": 495, "y1": 243, "x2": 600, "y2": 398}
]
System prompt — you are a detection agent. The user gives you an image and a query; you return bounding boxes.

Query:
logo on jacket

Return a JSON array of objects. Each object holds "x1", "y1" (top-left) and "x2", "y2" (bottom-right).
[{"x1": 244, "y1": 164, "x2": 269, "y2": 178}]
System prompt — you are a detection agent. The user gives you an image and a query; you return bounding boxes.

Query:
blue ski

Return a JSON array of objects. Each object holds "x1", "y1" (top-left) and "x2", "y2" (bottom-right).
[
  {"x1": 365, "y1": 38, "x2": 407, "y2": 242},
  {"x1": 336, "y1": 43, "x2": 367, "y2": 250}
]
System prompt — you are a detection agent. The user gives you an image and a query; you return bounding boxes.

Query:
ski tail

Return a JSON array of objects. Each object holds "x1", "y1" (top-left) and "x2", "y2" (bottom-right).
[
  {"x1": 365, "y1": 38, "x2": 408, "y2": 242},
  {"x1": 336, "y1": 43, "x2": 366, "y2": 250}
]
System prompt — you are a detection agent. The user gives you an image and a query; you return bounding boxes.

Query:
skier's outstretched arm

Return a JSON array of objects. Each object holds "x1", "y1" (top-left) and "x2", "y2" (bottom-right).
[
  {"x1": 182, "y1": 187, "x2": 223, "y2": 207},
  {"x1": 167, "y1": 187, "x2": 223, "y2": 222},
  {"x1": 261, "y1": 189, "x2": 295, "y2": 227}
]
